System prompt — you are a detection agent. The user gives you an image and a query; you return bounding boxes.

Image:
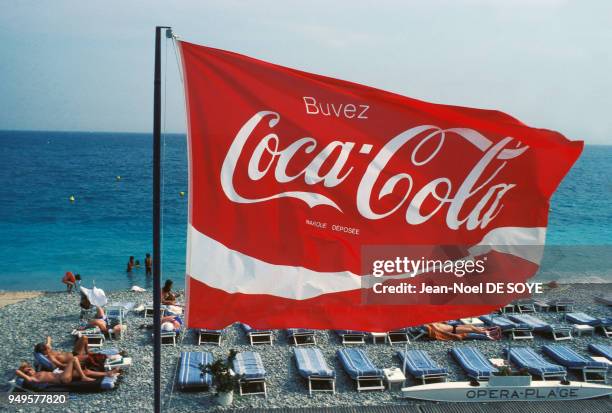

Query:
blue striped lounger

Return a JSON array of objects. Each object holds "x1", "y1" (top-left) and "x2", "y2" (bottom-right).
[
  {"x1": 294, "y1": 347, "x2": 335, "y2": 395},
  {"x1": 177, "y1": 351, "x2": 213, "y2": 390},
  {"x1": 589, "y1": 343, "x2": 612, "y2": 361},
  {"x1": 451, "y1": 347, "x2": 498, "y2": 381},
  {"x1": 509, "y1": 314, "x2": 572, "y2": 341},
  {"x1": 480, "y1": 314, "x2": 533, "y2": 340},
  {"x1": 542, "y1": 345, "x2": 608, "y2": 383},
  {"x1": 504, "y1": 347, "x2": 566, "y2": 380},
  {"x1": 335, "y1": 330, "x2": 366, "y2": 345},
  {"x1": 287, "y1": 328, "x2": 316, "y2": 346},
  {"x1": 241, "y1": 323, "x2": 273, "y2": 345},
  {"x1": 565, "y1": 312, "x2": 612, "y2": 337},
  {"x1": 397, "y1": 349, "x2": 448, "y2": 384},
  {"x1": 233, "y1": 351, "x2": 267, "y2": 396},
  {"x1": 337, "y1": 348, "x2": 384, "y2": 391}
]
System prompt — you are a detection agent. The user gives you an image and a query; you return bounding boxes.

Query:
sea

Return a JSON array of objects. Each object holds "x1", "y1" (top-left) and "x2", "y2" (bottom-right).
[{"x1": 0, "y1": 130, "x2": 611, "y2": 291}]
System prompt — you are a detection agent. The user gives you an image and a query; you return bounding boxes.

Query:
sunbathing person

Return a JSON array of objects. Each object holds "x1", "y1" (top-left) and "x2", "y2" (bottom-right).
[
  {"x1": 17, "y1": 355, "x2": 116, "y2": 385},
  {"x1": 427, "y1": 322, "x2": 501, "y2": 340},
  {"x1": 161, "y1": 314, "x2": 182, "y2": 332},
  {"x1": 34, "y1": 335, "x2": 90, "y2": 367},
  {"x1": 80, "y1": 296, "x2": 123, "y2": 336}
]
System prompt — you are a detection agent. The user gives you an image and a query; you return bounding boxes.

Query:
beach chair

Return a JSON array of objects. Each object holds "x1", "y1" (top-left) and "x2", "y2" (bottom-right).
[
  {"x1": 387, "y1": 329, "x2": 410, "y2": 345},
  {"x1": 451, "y1": 346, "x2": 498, "y2": 381},
  {"x1": 33, "y1": 352, "x2": 54, "y2": 372},
  {"x1": 86, "y1": 347, "x2": 132, "y2": 371},
  {"x1": 177, "y1": 351, "x2": 213, "y2": 391},
  {"x1": 542, "y1": 345, "x2": 608, "y2": 383},
  {"x1": 241, "y1": 324, "x2": 273, "y2": 345},
  {"x1": 533, "y1": 300, "x2": 550, "y2": 312},
  {"x1": 565, "y1": 312, "x2": 612, "y2": 338},
  {"x1": 508, "y1": 314, "x2": 572, "y2": 341},
  {"x1": 143, "y1": 303, "x2": 165, "y2": 318},
  {"x1": 161, "y1": 331, "x2": 178, "y2": 346},
  {"x1": 504, "y1": 347, "x2": 567, "y2": 380},
  {"x1": 459, "y1": 317, "x2": 484, "y2": 326},
  {"x1": 369, "y1": 332, "x2": 389, "y2": 344},
  {"x1": 197, "y1": 329, "x2": 224, "y2": 346},
  {"x1": 293, "y1": 347, "x2": 335, "y2": 395},
  {"x1": 106, "y1": 306, "x2": 128, "y2": 340},
  {"x1": 406, "y1": 326, "x2": 427, "y2": 341},
  {"x1": 588, "y1": 343, "x2": 612, "y2": 361},
  {"x1": 11, "y1": 376, "x2": 117, "y2": 393},
  {"x1": 158, "y1": 316, "x2": 183, "y2": 346},
  {"x1": 548, "y1": 299, "x2": 575, "y2": 312},
  {"x1": 103, "y1": 355, "x2": 133, "y2": 371},
  {"x1": 287, "y1": 329, "x2": 316, "y2": 346},
  {"x1": 397, "y1": 349, "x2": 448, "y2": 384},
  {"x1": 498, "y1": 303, "x2": 515, "y2": 314},
  {"x1": 72, "y1": 326, "x2": 105, "y2": 348},
  {"x1": 479, "y1": 314, "x2": 534, "y2": 340},
  {"x1": 514, "y1": 299, "x2": 536, "y2": 313},
  {"x1": 335, "y1": 330, "x2": 366, "y2": 345},
  {"x1": 232, "y1": 351, "x2": 267, "y2": 396},
  {"x1": 337, "y1": 348, "x2": 384, "y2": 391}
]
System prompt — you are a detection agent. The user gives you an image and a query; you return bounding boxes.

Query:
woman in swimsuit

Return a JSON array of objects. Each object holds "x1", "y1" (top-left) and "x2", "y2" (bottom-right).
[
  {"x1": 80, "y1": 296, "x2": 122, "y2": 336},
  {"x1": 161, "y1": 279, "x2": 178, "y2": 305}
]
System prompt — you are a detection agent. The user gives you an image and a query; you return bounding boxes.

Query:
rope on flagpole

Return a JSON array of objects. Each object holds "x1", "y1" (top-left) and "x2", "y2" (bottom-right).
[{"x1": 171, "y1": 34, "x2": 184, "y2": 84}]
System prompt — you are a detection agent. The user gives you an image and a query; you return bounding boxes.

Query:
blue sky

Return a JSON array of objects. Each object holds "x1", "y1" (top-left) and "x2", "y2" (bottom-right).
[{"x1": 1, "y1": 0, "x2": 611, "y2": 144}]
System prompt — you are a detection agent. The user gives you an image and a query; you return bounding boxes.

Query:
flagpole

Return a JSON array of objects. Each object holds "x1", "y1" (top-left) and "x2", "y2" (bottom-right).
[{"x1": 153, "y1": 25, "x2": 171, "y2": 413}]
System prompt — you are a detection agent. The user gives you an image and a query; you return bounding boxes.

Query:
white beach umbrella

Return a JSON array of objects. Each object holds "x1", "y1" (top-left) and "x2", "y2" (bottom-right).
[{"x1": 80, "y1": 286, "x2": 108, "y2": 307}]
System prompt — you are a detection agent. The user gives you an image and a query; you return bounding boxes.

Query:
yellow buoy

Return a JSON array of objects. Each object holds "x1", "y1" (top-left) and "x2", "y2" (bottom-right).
[
  {"x1": 179, "y1": 191, "x2": 185, "y2": 197},
  {"x1": 69, "y1": 195, "x2": 75, "y2": 203}
]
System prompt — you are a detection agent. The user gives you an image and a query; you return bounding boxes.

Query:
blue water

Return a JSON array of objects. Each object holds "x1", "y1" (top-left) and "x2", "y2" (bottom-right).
[{"x1": 0, "y1": 130, "x2": 610, "y2": 291}]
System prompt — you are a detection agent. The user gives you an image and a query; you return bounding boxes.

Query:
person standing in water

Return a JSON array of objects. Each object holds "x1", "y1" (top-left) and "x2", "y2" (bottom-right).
[
  {"x1": 126, "y1": 256, "x2": 135, "y2": 273},
  {"x1": 145, "y1": 253, "x2": 152, "y2": 276}
]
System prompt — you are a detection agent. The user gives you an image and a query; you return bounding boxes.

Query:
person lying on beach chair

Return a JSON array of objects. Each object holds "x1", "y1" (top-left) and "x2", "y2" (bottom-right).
[
  {"x1": 426, "y1": 322, "x2": 501, "y2": 341},
  {"x1": 17, "y1": 356, "x2": 117, "y2": 386},
  {"x1": 35, "y1": 335, "x2": 90, "y2": 368},
  {"x1": 159, "y1": 315, "x2": 183, "y2": 346},
  {"x1": 80, "y1": 296, "x2": 123, "y2": 336},
  {"x1": 35, "y1": 336, "x2": 126, "y2": 372}
]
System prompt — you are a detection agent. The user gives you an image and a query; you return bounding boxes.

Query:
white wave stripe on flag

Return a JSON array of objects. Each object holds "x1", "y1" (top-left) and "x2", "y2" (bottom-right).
[{"x1": 187, "y1": 224, "x2": 546, "y2": 300}]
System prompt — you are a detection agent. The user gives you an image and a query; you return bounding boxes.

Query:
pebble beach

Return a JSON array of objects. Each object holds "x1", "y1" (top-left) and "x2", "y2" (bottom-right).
[{"x1": 0, "y1": 284, "x2": 611, "y2": 413}]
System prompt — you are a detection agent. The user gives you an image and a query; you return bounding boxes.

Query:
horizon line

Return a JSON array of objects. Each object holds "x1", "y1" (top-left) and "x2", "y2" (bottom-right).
[{"x1": 0, "y1": 128, "x2": 610, "y2": 146}]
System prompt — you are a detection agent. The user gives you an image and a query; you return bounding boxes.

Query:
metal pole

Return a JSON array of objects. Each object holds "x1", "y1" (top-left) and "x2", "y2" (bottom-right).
[{"x1": 153, "y1": 25, "x2": 171, "y2": 413}]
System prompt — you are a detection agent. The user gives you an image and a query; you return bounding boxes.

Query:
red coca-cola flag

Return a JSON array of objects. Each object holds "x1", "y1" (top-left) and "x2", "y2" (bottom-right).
[{"x1": 177, "y1": 40, "x2": 582, "y2": 330}]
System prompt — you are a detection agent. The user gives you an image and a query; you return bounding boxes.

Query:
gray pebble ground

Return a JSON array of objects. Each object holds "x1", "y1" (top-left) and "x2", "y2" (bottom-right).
[{"x1": 0, "y1": 284, "x2": 610, "y2": 412}]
